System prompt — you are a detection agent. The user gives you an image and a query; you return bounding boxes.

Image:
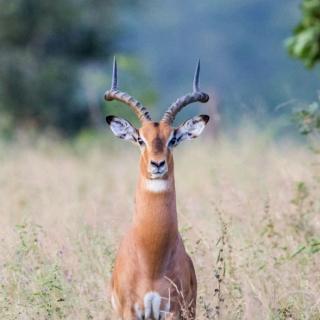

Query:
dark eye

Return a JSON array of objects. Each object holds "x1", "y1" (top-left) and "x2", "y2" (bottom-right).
[
  {"x1": 168, "y1": 137, "x2": 177, "y2": 148},
  {"x1": 137, "y1": 137, "x2": 145, "y2": 146}
]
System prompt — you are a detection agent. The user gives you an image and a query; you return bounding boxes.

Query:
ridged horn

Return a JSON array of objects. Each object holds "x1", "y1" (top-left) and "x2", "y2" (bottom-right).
[
  {"x1": 104, "y1": 57, "x2": 152, "y2": 122},
  {"x1": 162, "y1": 60, "x2": 209, "y2": 124}
]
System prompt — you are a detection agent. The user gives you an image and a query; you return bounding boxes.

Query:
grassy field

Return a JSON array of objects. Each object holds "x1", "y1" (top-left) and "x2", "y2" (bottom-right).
[{"x1": 0, "y1": 128, "x2": 319, "y2": 319}]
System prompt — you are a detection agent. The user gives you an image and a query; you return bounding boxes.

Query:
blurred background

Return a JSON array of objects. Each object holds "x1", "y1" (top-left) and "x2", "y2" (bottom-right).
[
  {"x1": 1, "y1": 2, "x2": 320, "y2": 318},
  {"x1": 0, "y1": 0, "x2": 319, "y2": 138}
]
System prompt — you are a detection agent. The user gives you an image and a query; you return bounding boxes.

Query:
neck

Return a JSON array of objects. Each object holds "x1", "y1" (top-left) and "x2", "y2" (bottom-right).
[
  {"x1": 132, "y1": 173, "x2": 178, "y2": 276},
  {"x1": 134, "y1": 174, "x2": 178, "y2": 228}
]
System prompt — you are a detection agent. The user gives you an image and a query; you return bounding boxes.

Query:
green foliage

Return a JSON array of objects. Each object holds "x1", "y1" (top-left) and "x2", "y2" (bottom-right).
[
  {"x1": 0, "y1": 223, "x2": 72, "y2": 319},
  {"x1": 293, "y1": 101, "x2": 320, "y2": 135},
  {"x1": 0, "y1": 222, "x2": 115, "y2": 319},
  {"x1": 0, "y1": 0, "x2": 117, "y2": 135},
  {"x1": 292, "y1": 238, "x2": 320, "y2": 257},
  {"x1": 291, "y1": 181, "x2": 309, "y2": 206},
  {"x1": 286, "y1": 0, "x2": 320, "y2": 68},
  {"x1": 290, "y1": 181, "x2": 318, "y2": 240},
  {"x1": 293, "y1": 96, "x2": 320, "y2": 152}
]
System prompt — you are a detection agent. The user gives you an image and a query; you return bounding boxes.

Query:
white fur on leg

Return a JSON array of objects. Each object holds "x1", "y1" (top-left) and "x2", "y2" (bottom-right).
[
  {"x1": 111, "y1": 294, "x2": 115, "y2": 310},
  {"x1": 111, "y1": 291, "x2": 119, "y2": 312},
  {"x1": 144, "y1": 291, "x2": 161, "y2": 319}
]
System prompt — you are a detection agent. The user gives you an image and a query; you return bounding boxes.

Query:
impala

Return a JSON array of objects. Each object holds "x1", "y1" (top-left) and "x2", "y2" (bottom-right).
[{"x1": 105, "y1": 58, "x2": 210, "y2": 319}]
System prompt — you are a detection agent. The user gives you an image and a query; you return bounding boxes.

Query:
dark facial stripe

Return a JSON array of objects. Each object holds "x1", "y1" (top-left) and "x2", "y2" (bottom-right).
[{"x1": 152, "y1": 136, "x2": 164, "y2": 153}]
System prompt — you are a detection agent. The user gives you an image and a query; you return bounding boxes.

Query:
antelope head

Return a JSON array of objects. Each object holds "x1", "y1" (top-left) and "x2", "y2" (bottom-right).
[{"x1": 105, "y1": 57, "x2": 210, "y2": 184}]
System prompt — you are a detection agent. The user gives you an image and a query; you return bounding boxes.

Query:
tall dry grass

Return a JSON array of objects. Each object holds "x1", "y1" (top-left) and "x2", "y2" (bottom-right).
[{"x1": 0, "y1": 128, "x2": 319, "y2": 319}]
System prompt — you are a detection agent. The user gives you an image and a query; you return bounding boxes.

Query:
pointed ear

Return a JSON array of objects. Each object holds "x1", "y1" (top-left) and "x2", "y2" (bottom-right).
[
  {"x1": 173, "y1": 115, "x2": 209, "y2": 146},
  {"x1": 106, "y1": 116, "x2": 139, "y2": 143}
]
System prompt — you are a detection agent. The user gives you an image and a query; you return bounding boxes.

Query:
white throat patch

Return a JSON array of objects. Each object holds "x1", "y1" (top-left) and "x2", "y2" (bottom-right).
[{"x1": 144, "y1": 179, "x2": 168, "y2": 193}]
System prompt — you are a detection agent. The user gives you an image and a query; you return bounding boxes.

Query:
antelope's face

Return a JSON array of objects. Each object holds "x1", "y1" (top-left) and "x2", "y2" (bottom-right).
[
  {"x1": 138, "y1": 121, "x2": 173, "y2": 179},
  {"x1": 104, "y1": 57, "x2": 210, "y2": 181},
  {"x1": 106, "y1": 115, "x2": 209, "y2": 179}
]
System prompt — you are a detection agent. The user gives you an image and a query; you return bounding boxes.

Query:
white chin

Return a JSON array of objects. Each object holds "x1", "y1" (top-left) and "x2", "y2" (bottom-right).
[{"x1": 144, "y1": 179, "x2": 168, "y2": 193}]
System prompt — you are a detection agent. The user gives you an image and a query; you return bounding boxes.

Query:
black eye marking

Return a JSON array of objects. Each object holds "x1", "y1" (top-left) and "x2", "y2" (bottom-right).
[
  {"x1": 168, "y1": 136, "x2": 177, "y2": 148},
  {"x1": 137, "y1": 137, "x2": 145, "y2": 146}
]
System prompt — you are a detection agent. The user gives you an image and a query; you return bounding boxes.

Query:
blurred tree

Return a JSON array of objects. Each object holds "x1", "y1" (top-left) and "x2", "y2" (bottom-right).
[
  {"x1": 286, "y1": 0, "x2": 320, "y2": 68},
  {"x1": 0, "y1": 0, "x2": 118, "y2": 135},
  {"x1": 286, "y1": 0, "x2": 320, "y2": 145}
]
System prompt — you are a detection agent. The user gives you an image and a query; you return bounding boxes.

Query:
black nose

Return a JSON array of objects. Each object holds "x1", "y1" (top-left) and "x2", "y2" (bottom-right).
[{"x1": 150, "y1": 160, "x2": 166, "y2": 169}]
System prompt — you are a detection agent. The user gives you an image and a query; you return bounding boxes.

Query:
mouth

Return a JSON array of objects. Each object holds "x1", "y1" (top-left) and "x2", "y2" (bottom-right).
[{"x1": 149, "y1": 171, "x2": 167, "y2": 179}]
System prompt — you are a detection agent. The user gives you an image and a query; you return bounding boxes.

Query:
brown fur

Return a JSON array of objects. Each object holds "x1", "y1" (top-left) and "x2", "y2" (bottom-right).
[{"x1": 111, "y1": 121, "x2": 197, "y2": 319}]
